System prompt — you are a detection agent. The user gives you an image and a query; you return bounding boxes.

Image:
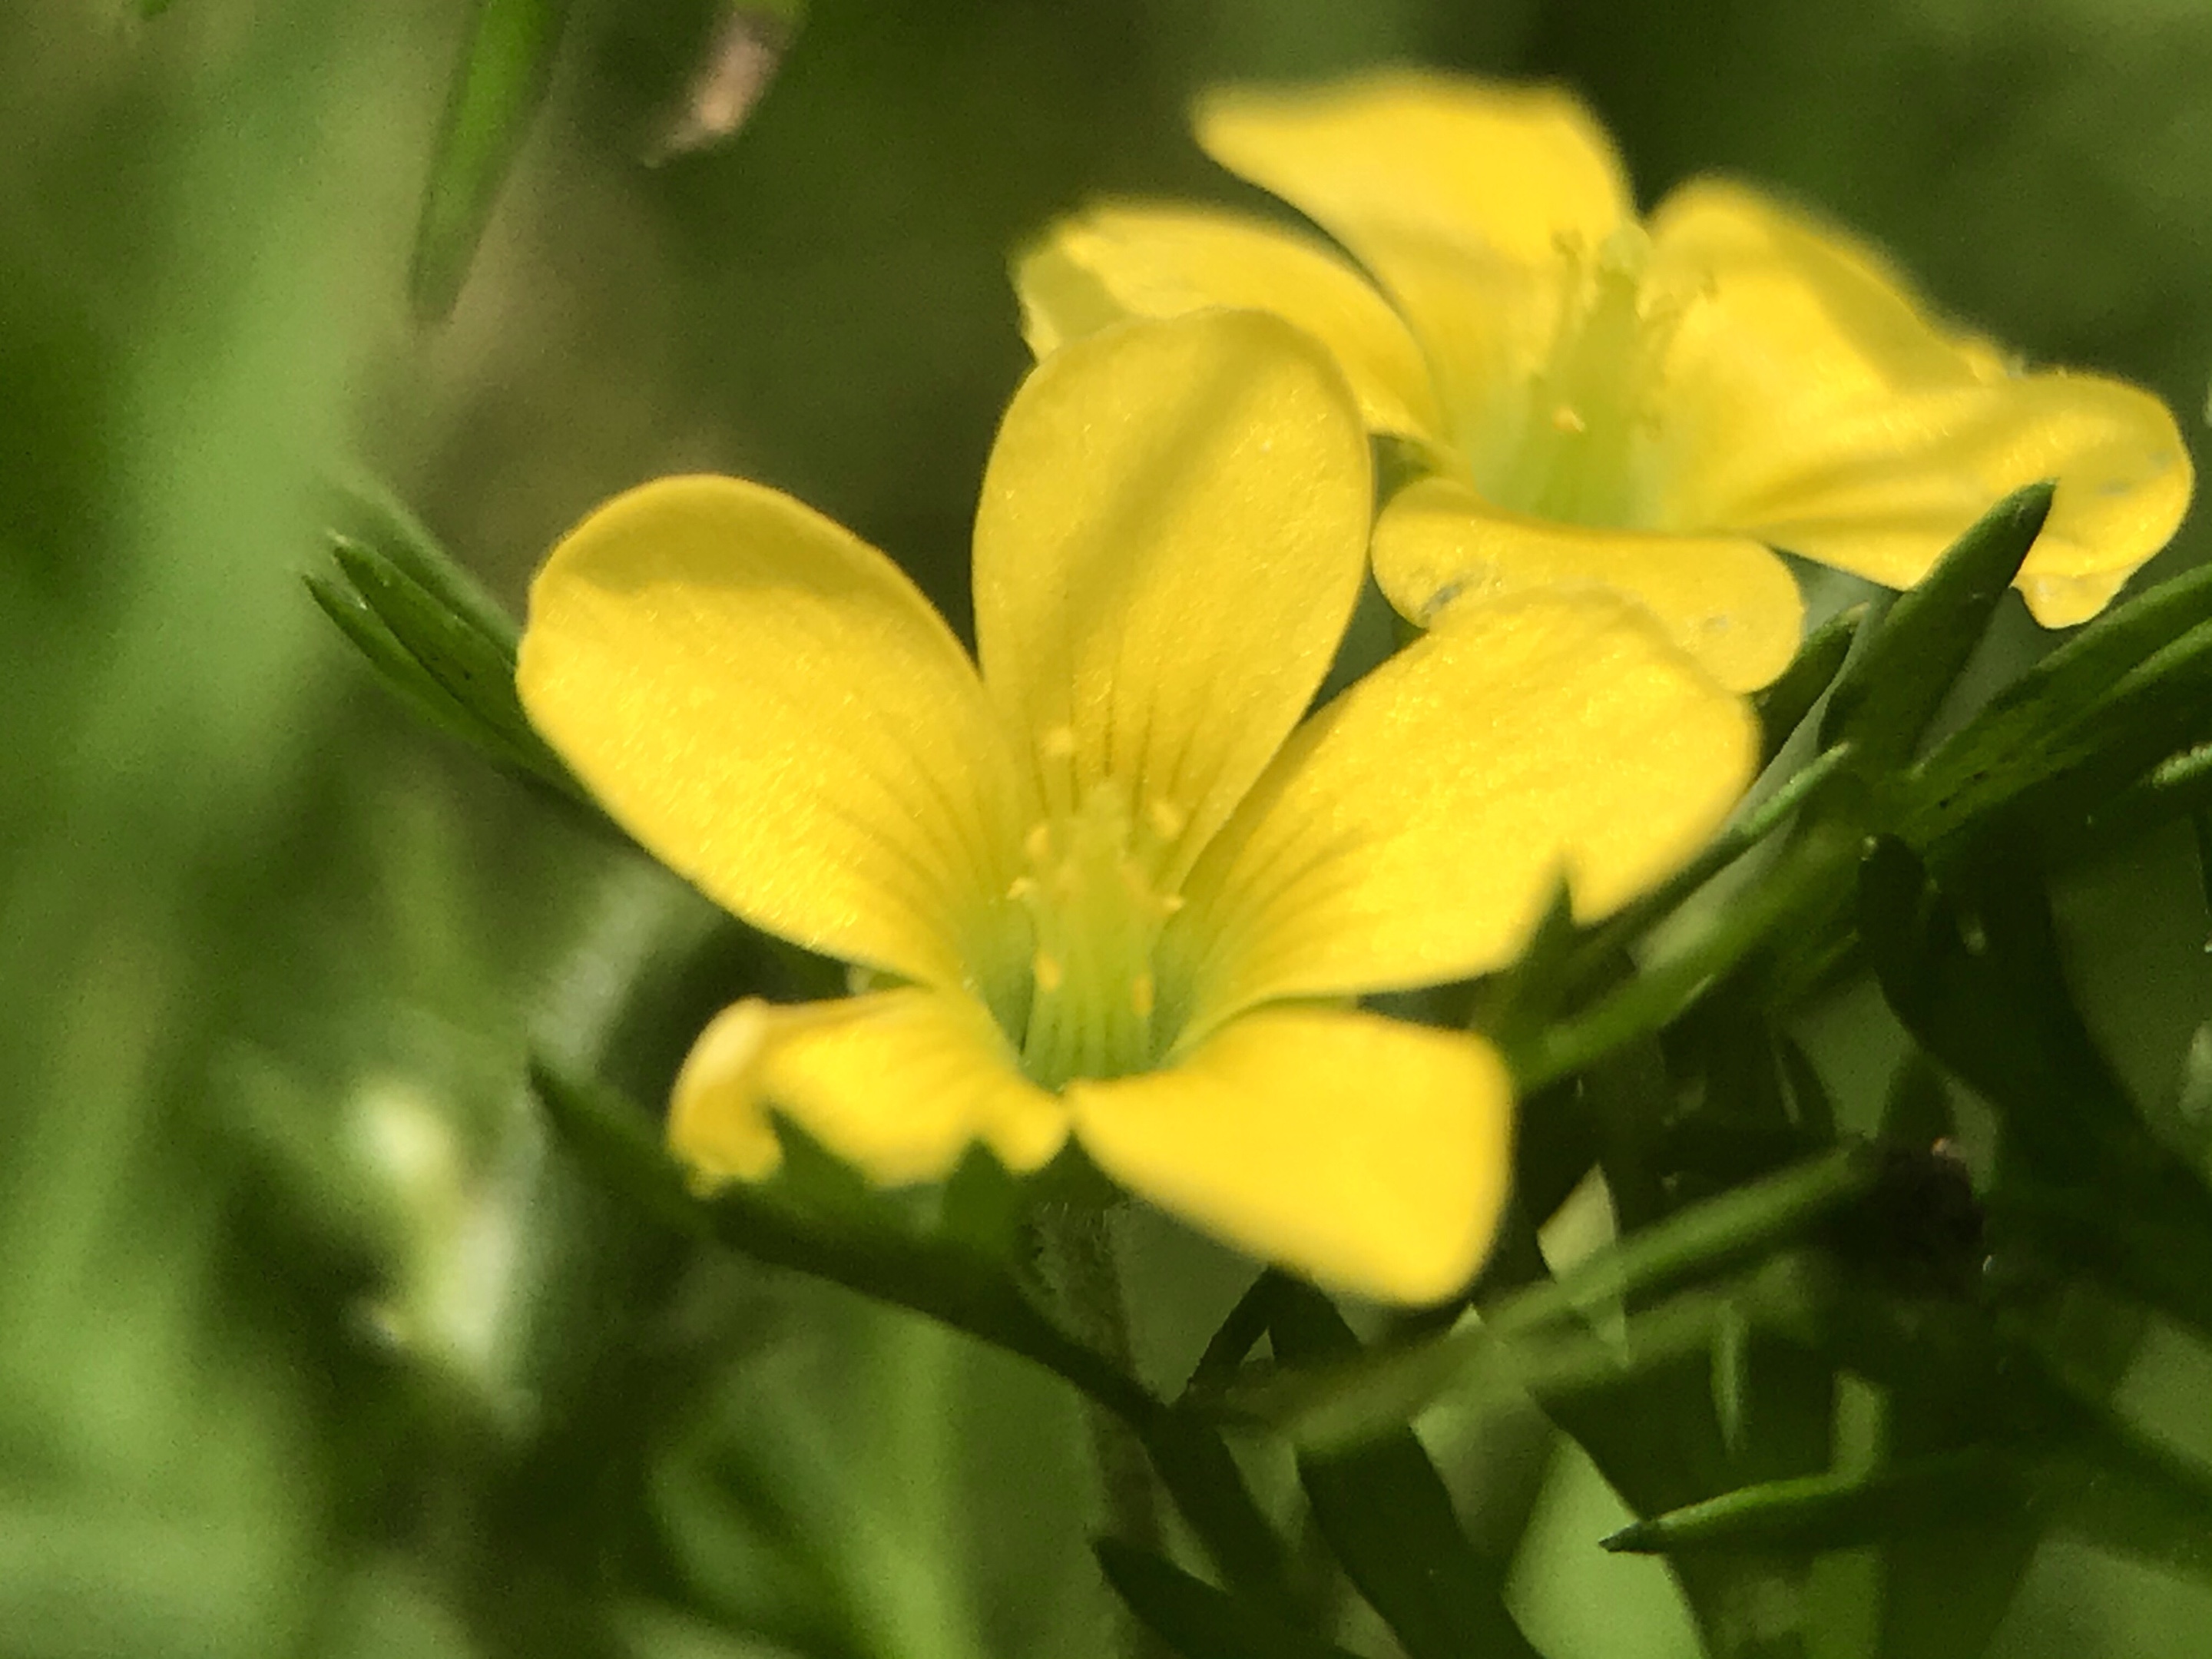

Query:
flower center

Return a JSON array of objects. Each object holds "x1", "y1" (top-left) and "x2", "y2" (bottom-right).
[
  {"x1": 1000, "y1": 737, "x2": 1189, "y2": 1091},
  {"x1": 1465, "y1": 223, "x2": 1682, "y2": 530}
]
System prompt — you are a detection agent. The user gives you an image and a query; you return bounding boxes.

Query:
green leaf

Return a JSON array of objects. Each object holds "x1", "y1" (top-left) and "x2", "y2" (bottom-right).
[
  {"x1": 528, "y1": 1057, "x2": 1298, "y2": 1611},
  {"x1": 1183, "y1": 1272, "x2": 1284, "y2": 1400},
  {"x1": 1266, "y1": 1281, "x2": 1545, "y2": 1659},
  {"x1": 1606, "y1": 1432, "x2": 2212, "y2": 1581},
  {"x1": 1776, "y1": 1035, "x2": 1837, "y2": 1141},
  {"x1": 1602, "y1": 1451, "x2": 2018, "y2": 1556},
  {"x1": 1906, "y1": 558, "x2": 2212, "y2": 843},
  {"x1": 1990, "y1": 1181, "x2": 2212, "y2": 1350},
  {"x1": 304, "y1": 571, "x2": 501, "y2": 750},
  {"x1": 1820, "y1": 482, "x2": 2053, "y2": 767},
  {"x1": 2048, "y1": 1426, "x2": 2212, "y2": 1582},
  {"x1": 1917, "y1": 614, "x2": 2212, "y2": 856},
  {"x1": 528, "y1": 1055, "x2": 713, "y2": 1240},
  {"x1": 1093, "y1": 1541, "x2": 1360, "y2": 1659},
  {"x1": 1856, "y1": 836, "x2": 2118, "y2": 1175},
  {"x1": 330, "y1": 535, "x2": 575, "y2": 790},
  {"x1": 411, "y1": 0, "x2": 575, "y2": 321},
  {"x1": 324, "y1": 469, "x2": 519, "y2": 651},
  {"x1": 1511, "y1": 813, "x2": 1862, "y2": 1091},
  {"x1": 1758, "y1": 1259, "x2": 2212, "y2": 1584},
  {"x1": 1755, "y1": 602, "x2": 1864, "y2": 765},
  {"x1": 1239, "y1": 1149, "x2": 1879, "y2": 1449},
  {"x1": 1534, "y1": 742, "x2": 1859, "y2": 1034},
  {"x1": 1859, "y1": 840, "x2": 2212, "y2": 1339}
]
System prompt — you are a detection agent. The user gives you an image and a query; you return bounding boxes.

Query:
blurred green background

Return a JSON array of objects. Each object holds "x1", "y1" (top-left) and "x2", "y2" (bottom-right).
[{"x1": 7, "y1": 2, "x2": 2212, "y2": 1655}]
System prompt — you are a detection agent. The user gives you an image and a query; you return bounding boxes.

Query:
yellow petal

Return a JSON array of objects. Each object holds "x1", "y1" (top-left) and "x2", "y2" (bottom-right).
[
  {"x1": 1372, "y1": 475, "x2": 1803, "y2": 693},
  {"x1": 1013, "y1": 202, "x2": 1446, "y2": 442},
  {"x1": 518, "y1": 475, "x2": 1021, "y2": 988},
  {"x1": 1646, "y1": 181, "x2": 2193, "y2": 624},
  {"x1": 1174, "y1": 593, "x2": 1756, "y2": 1025},
  {"x1": 1069, "y1": 1006, "x2": 1512, "y2": 1303},
  {"x1": 973, "y1": 312, "x2": 1372, "y2": 867},
  {"x1": 1198, "y1": 71, "x2": 1631, "y2": 268},
  {"x1": 671, "y1": 988, "x2": 1068, "y2": 1188},
  {"x1": 1196, "y1": 71, "x2": 1629, "y2": 336},
  {"x1": 1694, "y1": 376, "x2": 2192, "y2": 628}
]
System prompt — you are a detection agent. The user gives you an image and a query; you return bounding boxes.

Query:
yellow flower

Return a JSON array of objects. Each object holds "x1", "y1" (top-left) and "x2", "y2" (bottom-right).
[
  {"x1": 517, "y1": 312, "x2": 1753, "y2": 1303},
  {"x1": 1017, "y1": 71, "x2": 2194, "y2": 693}
]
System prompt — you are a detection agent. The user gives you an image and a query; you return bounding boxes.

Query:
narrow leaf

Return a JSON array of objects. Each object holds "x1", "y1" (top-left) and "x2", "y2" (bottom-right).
[
  {"x1": 304, "y1": 571, "x2": 498, "y2": 749},
  {"x1": 1268, "y1": 1283, "x2": 1543, "y2": 1659},
  {"x1": 1184, "y1": 1272, "x2": 1286, "y2": 1399},
  {"x1": 333, "y1": 537, "x2": 565, "y2": 779},
  {"x1": 1512, "y1": 816, "x2": 1861, "y2": 1091},
  {"x1": 528, "y1": 1056, "x2": 711, "y2": 1239},
  {"x1": 1093, "y1": 1541, "x2": 1358, "y2": 1659},
  {"x1": 1603, "y1": 1451, "x2": 2017, "y2": 1555},
  {"x1": 1992, "y1": 1182, "x2": 2212, "y2": 1351},
  {"x1": 1858, "y1": 839, "x2": 2212, "y2": 1338},
  {"x1": 1820, "y1": 482, "x2": 2052, "y2": 767},
  {"x1": 411, "y1": 0, "x2": 575, "y2": 320},
  {"x1": 1760, "y1": 1261, "x2": 2212, "y2": 1583},
  {"x1": 1755, "y1": 603, "x2": 1864, "y2": 765},
  {"x1": 1856, "y1": 837, "x2": 2116, "y2": 1174},
  {"x1": 2055, "y1": 740, "x2": 2212, "y2": 858},
  {"x1": 1909, "y1": 558, "x2": 2212, "y2": 839},
  {"x1": 325, "y1": 471, "x2": 519, "y2": 650},
  {"x1": 1915, "y1": 612, "x2": 2212, "y2": 852},
  {"x1": 1546, "y1": 742, "x2": 1859, "y2": 1013},
  {"x1": 1777, "y1": 1036, "x2": 1837, "y2": 1141},
  {"x1": 1243, "y1": 1149, "x2": 1878, "y2": 1448}
]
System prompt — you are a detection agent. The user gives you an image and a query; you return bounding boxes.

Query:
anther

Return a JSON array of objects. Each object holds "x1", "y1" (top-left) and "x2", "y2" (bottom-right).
[
  {"x1": 1146, "y1": 798, "x2": 1187, "y2": 841},
  {"x1": 1023, "y1": 820, "x2": 1052, "y2": 864},
  {"x1": 1551, "y1": 404, "x2": 1588, "y2": 435},
  {"x1": 1033, "y1": 952, "x2": 1064, "y2": 993},
  {"x1": 1040, "y1": 724, "x2": 1078, "y2": 759},
  {"x1": 1129, "y1": 972, "x2": 1155, "y2": 1019}
]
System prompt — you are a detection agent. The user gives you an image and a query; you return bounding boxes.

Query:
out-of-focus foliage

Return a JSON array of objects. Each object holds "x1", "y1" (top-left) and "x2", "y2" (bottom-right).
[{"x1": 8, "y1": 2, "x2": 2212, "y2": 1657}]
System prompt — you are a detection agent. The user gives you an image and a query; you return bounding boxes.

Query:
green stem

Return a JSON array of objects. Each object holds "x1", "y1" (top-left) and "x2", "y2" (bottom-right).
[
  {"x1": 1042, "y1": 1205, "x2": 1173, "y2": 1659},
  {"x1": 1041, "y1": 1205, "x2": 1164, "y2": 1555},
  {"x1": 531, "y1": 1055, "x2": 1297, "y2": 1615}
]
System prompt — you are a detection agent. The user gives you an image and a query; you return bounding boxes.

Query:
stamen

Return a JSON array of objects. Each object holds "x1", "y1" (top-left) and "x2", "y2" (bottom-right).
[
  {"x1": 1460, "y1": 220, "x2": 1694, "y2": 531},
  {"x1": 996, "y1": 774, "x2": 1188, "y2": 1089}
]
